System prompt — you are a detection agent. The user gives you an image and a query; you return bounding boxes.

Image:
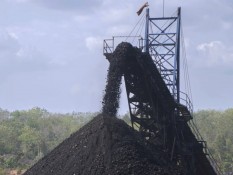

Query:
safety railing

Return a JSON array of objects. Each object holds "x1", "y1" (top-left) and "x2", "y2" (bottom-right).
[
  {"x1": 103, "y1": 36, "x2": 144, "y2": 55},
  {"x1": 139, "y1": 38, "x2": 145, "y2": 51},
  {"x1": 179, "y1": 91, "x2": 193, "y2": 115},
  {"x1": 103, "y1": 39, "x2": 114, "y2": 55},
  {"x1": 177, "y1": 91, "x2": 223, "y2": 174},
  {"x1": 188, "y1": 120, "x2": 223, "y2": 175}
]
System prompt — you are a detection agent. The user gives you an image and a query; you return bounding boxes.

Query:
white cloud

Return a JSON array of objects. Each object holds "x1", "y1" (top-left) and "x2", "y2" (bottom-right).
[
  {"x1": 7, "y1": 32, "x2": 19, "y2": 39},
  {"x1": 1, "y1": 0, "x2": 233, "y2": 112},
  {"x1": 73, "y1": 15, "x2": 90, "y2": 23},
  {"x1": 222, "y1": 21, "x2": 232, "y2": 30},
  {"x1": 20, "y1": 0, "x2": 103, "y2": 13},
  {"x1": 107, "y1": 25, "x2": 131, "y2": 36},
  {"x1": 6, "y1": 0, "x2": 30, "y2": 2},
  {"x1": 100, "y1": 7, "x2": 133, "y2": 24},
  {"x1": 0, "y1": 30, "x2": 20, "y2": 54},
  {"x1": 85, "y1": 36, "x2": 102, "y2": 51},
  {"x1": 0, "y1": 29, "x2": 55, "y2": 74},
  {"x1": 70, "y1": 84, "x2": 80, "y2": 95},
  {"x1": 197, "y1": 41, "x2": 233, "y2": 66}
]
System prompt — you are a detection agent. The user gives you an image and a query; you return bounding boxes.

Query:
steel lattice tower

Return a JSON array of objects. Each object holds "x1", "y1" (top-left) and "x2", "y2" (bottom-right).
[
  {"x1": 103, "y1": 6, "x2": 222, "y2": 175},
  {"x1": 144, "y1": 7, "x2": 181, "y2": 104}
]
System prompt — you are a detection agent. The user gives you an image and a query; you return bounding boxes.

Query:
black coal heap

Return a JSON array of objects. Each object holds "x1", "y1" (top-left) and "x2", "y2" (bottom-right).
[{"x1": 24, "y1": 43, "x2": 183, "y2": 175}]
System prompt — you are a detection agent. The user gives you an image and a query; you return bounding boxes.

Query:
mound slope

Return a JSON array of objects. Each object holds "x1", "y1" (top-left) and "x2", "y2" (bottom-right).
[{"x1": 24, "y1": 115, "x2": 182, "y2": 175}]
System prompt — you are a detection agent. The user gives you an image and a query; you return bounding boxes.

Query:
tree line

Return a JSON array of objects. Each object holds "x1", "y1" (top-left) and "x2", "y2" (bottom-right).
[
  {"x1": 194, "y1": 109, "x2": 233, "y2": 174},
  {"x1": 0, "y1": 107, "x2": 232, "y2": 174},
  {"x1": 0, "y1": 107, "x2": 97, "y2": 174}
]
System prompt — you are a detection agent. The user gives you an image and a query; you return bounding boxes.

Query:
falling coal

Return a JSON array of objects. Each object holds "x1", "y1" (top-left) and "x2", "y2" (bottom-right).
[
  {"x1": 101, "y1": 53, "x2": 123, "y2": 117},
  {"x1": 101, "y1": 42, "x2": 133, "y2": 117}
]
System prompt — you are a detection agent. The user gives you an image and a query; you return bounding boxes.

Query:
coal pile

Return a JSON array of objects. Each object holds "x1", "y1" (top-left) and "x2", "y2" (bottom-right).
[
  {"x1": 24, "y1": 42, "x2": 183, "y2": 175},
  {"x1": 24, "y1": 114, "x2": 182, "y2": 175}
]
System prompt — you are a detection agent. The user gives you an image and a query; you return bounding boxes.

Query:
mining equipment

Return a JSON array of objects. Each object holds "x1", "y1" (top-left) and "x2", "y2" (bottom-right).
[{"x1": 103, "y1": 4, "x2": 223, "y2": 175}]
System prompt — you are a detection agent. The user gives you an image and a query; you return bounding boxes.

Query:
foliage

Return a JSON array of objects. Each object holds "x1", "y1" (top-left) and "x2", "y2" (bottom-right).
[
  {"x1": 194, "y1": 109, "x2": 233, "y2": 174},
  {"x1": 0, "y1": 107, "x2": 97, "y2": 170},
  {"x1": 0, "y1": 107, "x2": 232, "y2": 174},
  {"x1": 0, "y1": 167, "x2": 6, "y2": 175}
]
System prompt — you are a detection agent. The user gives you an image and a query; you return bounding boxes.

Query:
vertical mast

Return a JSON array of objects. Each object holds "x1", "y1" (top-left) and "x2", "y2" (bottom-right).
[
  {"x1": 145, "y1": 8, "x2": 150, "y2": 53},
  {"x1": 175, "y1": 7, "x2": 181, "y2": 103}
]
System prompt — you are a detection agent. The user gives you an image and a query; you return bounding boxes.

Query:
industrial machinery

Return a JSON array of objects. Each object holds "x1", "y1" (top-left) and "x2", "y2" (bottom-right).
[{"x1": 103, "y1": 5, "x2": 222, "y2": 175}]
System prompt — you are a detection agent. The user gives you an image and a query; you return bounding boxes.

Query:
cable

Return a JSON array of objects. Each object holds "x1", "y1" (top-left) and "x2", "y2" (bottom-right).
[
  {"x1": 132, "y1": 15, "x2": 146, "y2": 45},
  {"x1": 180, "y1": 20, "x2": 193, "y2": 112},
  {"x1": 125, "y1": 12, "x2": 146, "y2": 42}
]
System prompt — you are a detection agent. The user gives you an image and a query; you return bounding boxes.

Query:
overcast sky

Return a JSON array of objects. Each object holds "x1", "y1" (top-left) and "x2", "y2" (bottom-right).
[{"x1": 0, "y1": 0, "x2": 232, "y2": 114}]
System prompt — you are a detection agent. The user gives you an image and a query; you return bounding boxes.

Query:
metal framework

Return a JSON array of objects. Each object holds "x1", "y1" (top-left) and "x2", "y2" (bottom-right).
[
  {"x1": 103, "y1": 7, "x2": 222, "y2": 175},
  {"x1": 144, "y1": 8, "x2": 181, "y2": 103}
]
